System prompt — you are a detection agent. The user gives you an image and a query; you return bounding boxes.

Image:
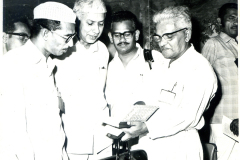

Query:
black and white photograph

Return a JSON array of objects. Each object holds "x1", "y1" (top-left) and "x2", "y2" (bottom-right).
[{"x1": 0, "y1": 0, "x2": 238, "y2": 160}]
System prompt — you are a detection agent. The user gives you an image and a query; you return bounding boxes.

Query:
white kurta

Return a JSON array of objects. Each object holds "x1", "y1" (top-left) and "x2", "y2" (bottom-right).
[
  {"x1": 0, "y1": 40, "x2": 68, "y2": 160},
  {"x1": 53, "y1": 40, "x2": 110, "y2": 155},
  {"x1": 132, "y1": 45, "x2": 217, "y2": 160}
]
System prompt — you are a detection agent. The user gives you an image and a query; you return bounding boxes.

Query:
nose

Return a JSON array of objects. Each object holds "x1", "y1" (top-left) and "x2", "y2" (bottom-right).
[
  {"x1": 234, "y1": 18, "x2": 238, "y2": 24},
  {"x1": 119, "y1": 34, "x2": 126, "y2": 42},
  {"x1": 23, "y1": 38, "x2": 29, "y2": 43},
  {"x1": 67, "y1": 38, "x2": 74, "y2": 47},
  {"x1": 92, "y1": 24, "x2": 100, "y2": 34},
  {"x1": 159, "y1": 37, "x2": 167, "y2": 48}
]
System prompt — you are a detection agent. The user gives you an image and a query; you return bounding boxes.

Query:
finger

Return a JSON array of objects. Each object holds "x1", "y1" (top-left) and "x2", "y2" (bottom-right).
[
  {"x1": 121, "y1": 128, "x2": 131, "y2": 133},
  {"x1": 121, "y1": 133, "x2": 132, "y2": 141}
]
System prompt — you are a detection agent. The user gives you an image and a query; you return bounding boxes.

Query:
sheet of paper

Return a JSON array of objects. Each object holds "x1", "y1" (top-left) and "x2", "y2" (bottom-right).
[{"x1": 222, "y1": 115, "x2": 239, "y2": 142}]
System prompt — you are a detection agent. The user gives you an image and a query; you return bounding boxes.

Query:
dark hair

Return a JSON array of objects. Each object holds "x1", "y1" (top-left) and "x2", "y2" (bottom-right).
[
  {"x1": 110, "y1": 10, "x2": 139, "y2": 31},
  {"x1": 3, "y1": 9, "x2": 31, "y2": 33},
  {"x1": 31, "y1": 19, "x2": 61, "y2": 36},
  {"x1": 218, "y1": 3, "x2": 237, "y2": 21}
]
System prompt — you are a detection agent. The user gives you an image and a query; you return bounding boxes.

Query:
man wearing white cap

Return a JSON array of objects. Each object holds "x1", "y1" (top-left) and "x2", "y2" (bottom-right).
[
  {"x1": 0, "y1": 2, "x2": 76, "y2": 160},
  {"x1": 53, "y1": 0, "x2": 110, "y2": 159}
]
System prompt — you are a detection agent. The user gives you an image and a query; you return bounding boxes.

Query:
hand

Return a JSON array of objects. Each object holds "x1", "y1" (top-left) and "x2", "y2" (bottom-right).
[
  {"x1": 121, "y1": 122, "x2": 148, "y2": 141},
  {"x1": 230, "y1": 119, "x2": 239, "y2": 136}
]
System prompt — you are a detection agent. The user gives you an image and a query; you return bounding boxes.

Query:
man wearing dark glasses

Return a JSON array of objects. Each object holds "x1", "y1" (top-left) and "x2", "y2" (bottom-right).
[
  {"x1": 2, "y1": 9, "x2": 31, "y2": 55},
  {"x1": 0, "y1": 2, "x2": 76, "y2": 160}
]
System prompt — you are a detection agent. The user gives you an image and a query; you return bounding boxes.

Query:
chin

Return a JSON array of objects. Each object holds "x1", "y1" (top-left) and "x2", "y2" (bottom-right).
[{"x1": 86, "y1": 36, "x2": 99, "y2": 44}]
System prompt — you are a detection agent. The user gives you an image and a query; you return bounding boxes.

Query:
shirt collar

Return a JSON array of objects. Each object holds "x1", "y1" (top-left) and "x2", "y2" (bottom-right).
[
  {"x1": 168, "y1": 44, "x2": 195, "y2": 68},
  {"x1": 114, "y1": 43, "x2": 141, "y2": 61},
  {"x1": 77, "y1": 40, "x2": 99, "y2": 53},
  {"x1": 219, "y1": 32, "x2": 235, "y2": 43},
  {"x1": 26, "y1": 40, "x2": 56, "y2": 76}
]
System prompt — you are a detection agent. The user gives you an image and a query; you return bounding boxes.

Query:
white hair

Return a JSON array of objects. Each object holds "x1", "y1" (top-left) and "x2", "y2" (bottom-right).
[
  {"x1": 73, "y1": 0, "x2": 107, "y2": 17},
  {"x1": 153, "y1": 6, "x2": 192, "y2": 30}
]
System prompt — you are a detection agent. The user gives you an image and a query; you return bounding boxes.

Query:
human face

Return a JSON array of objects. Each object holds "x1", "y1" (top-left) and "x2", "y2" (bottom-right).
[
  {"x1": 78, "y1": 13, "x2": 105, "y2": 44},
  {"x1": 155, "y1": 20, "x2": 189, "y2": 61},
  {"x1": 109, "y1": 20, "x2": 139, "y2": 55},
  {"x1": 6, "y1": 22, "x2": 31, "y2": 51},
  {"x1": 221, "y1": 8, "x2": 238, "y2": 38},
  {"x1": 47, "y1": 22, "x2": 75, "y2": 56}
]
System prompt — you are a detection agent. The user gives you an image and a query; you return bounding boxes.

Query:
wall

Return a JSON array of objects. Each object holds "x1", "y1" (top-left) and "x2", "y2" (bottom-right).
[{"x1": 3, "y1": 0, "x2": 238, "y2": 52}]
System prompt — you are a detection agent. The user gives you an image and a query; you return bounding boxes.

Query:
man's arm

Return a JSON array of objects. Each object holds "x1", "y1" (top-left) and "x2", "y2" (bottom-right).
[
  {"x1": 122, "y1": 64, "x2": 217, "y2": 140},
  {"x1": 0, "y1": 61, "x2": 34, "y2": 159},
  {"x1": 201, "y1": 39, "x2": 217, "y2": 65}
]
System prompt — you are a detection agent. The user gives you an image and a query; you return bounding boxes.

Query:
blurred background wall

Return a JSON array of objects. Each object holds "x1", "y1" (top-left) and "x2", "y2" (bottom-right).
[{"x1": 3, "y1": 0, "x2": 238, "y2": 52}]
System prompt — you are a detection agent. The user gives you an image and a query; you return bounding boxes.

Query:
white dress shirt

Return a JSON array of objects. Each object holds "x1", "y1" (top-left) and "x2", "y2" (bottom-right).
[{"x1": 105, "y1": 43, "x2": 162, "y2": 119}]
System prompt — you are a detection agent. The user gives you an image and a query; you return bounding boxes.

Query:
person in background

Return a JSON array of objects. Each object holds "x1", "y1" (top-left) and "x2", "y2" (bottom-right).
[
  {"x1": 201, "y1": 3, "x2": 238, "y2": 160},
  {"x1": 53, "y1": 0, "x2": 110, "y2": 159},
  {"x1": 0, "y1": 2, "x2": 76, "y2": 160},
  {"x1": 119, "y1": 6, "x2": 217, "y2": 159},
  {"x1": 105, "y1": 10, "x2": 162, "y2": 119},
  {"x1": 2, "y1": 9, "x2": 31, "y2": 56}
]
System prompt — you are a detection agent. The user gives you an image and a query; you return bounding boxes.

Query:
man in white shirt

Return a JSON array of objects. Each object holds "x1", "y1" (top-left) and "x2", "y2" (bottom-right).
[
  {"x1": 105, "y1": 10, "x2": 161, "y2": 119},
  {"x1": 53, "y1": 0, "x2": 110, "y2": 159},
  {"x1": 2, "y1": 8, "x2": 31, "y2": 57},
  {"x1": 0, "y1": 2, "x2": 76, "y2": 160},
  {"x1": 119, "y1": 6, "x2": 217, "y2": 159}
]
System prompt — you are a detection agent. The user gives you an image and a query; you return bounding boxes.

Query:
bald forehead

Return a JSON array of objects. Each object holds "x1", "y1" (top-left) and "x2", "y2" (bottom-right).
[
  {"x1": 156, "y1": 18, "x2": 186, "y2": 32},
  {"x1": 78, "y1": 12, "x2": 105, "y2": 21}
]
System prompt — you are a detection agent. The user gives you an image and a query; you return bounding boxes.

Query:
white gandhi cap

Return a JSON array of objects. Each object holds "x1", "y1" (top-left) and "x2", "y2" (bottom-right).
[{"x1": 34, "y1": 2, "x2": 76, "y2": 23}]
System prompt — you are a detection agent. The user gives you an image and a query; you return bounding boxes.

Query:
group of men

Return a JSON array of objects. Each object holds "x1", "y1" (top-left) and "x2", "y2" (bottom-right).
[{"x1": 0, "y1": 0, "x2": 238, "y2": 160}]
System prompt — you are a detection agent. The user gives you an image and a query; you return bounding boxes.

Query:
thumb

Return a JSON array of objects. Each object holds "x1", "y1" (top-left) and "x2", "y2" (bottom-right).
[{"x1": 121, "y1": 133, "x2": 132, "y2": 141}]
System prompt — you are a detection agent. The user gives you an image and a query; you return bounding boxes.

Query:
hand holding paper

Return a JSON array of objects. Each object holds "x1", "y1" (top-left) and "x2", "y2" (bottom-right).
[
  {"x1": 230, "y1": 119, "x2": 239, "y2": 136},
  {"x1": 121, "y1": 121, "x2": 149, "y2": 141},
  {"x1": 222, "y1": 116, "x2": 239, "y2": 142}
]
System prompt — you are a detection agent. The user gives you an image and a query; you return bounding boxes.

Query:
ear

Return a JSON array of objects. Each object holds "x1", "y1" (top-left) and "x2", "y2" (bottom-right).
[
  {"x1": 217, "y1": 18, "x2": 221, "y2": 25},
  {"x1": 185, "y1": 29, "x2": 192, "y2": 43},
  {"x1": 42, "y1": 28, "x2": 50, "y2": 41},
  {"x1": 2, "y1": 32, "x2": 8, "y2": 44},
  {"x1": 135, "y1": 30, "x2": 140, "y2": 41},
  {"x1": 108, "y1": 32, "x2": 113, "y2": 43}
]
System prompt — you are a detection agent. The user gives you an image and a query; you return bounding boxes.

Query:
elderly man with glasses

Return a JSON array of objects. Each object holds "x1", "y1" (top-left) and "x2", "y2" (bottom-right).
[
  {"x1": 117, "y1": 6, "x2": 218, "y2": 160},
  {"x1": 53, "y1": 0, "x2": 111, "y2": 159},
  {"x1": 2, "y1": 8, "x2": 31, "y2": 57},
  {"x1": 0, "y1": 2, "x2": 76, "y2": 160}
]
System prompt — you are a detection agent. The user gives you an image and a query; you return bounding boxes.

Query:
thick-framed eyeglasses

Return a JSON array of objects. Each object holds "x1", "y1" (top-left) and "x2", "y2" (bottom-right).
[
  {"x1": 152, "y1": 28, "x2": 188, "y2": 43},
  {"x1": 41, "y1": 25, "x2": 76, "y2": 43},
  {"x1": 7, "y1": 32, "x2": 30, "y2": 42},
  {"x1": 111, "y1": 31, "x2": 135, "y2": 40},
  {"x1": 50, "y1": 31, "x2": 76, "y2": 44}
]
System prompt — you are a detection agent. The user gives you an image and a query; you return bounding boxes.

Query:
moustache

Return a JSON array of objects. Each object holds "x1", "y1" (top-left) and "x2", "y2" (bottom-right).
[
  {"x1": 231, "y1": 26, "x2": 238, "y2": 29},
  {"x1": 117, "y1": 42, "x2": 129, "y2": 46}
]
